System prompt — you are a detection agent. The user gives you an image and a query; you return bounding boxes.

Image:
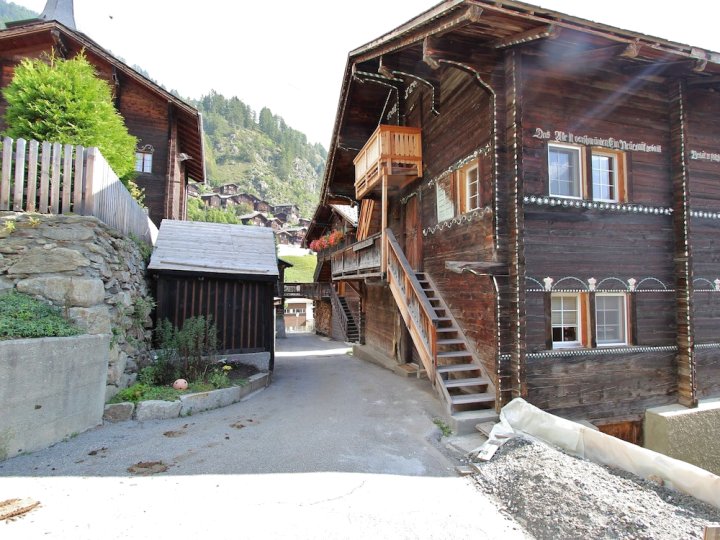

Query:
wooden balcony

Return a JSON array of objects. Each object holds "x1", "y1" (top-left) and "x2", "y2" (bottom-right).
[
  {"x1": 331, "y1": 232, "x2": 383, "y2": 280},
  {"x1": 353, "y1": 125, "x2": 422, "y2": 200}
]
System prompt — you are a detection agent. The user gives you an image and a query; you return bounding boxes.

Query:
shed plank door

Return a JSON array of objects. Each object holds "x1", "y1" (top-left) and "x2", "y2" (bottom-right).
[{"x1": 404, "y1": 195, "x2": 422, "y2": 270}]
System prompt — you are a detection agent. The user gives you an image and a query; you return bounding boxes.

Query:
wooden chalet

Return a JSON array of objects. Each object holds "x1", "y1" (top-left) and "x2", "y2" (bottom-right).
[
  {"x1": 307, "y1": 0, "x2": 720, "y2": 437},
  {"x1": 239, "y1": 211, "x2": 272, "y2": 228},
  {"x1": 0, "y1": 0, "x2": 205, "y2": 226},
  {"x1": 149, "y1": 220, "x2": 278, "y2": 369}
]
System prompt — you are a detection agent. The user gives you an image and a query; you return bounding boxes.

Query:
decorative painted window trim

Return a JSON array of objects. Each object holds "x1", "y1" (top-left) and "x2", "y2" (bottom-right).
[
  {"x1": 423, "y1": 207, "x2": 487, "y2": 236},
  {"x1": 526, "y1": 276, "x2": 673, "y2": 293},
  {"x1": 696, "y1": 343, "x2": 720, "y2": 350},
  {"x1": 523, "y1": 195, "x2": 672, "y2": 216},
  {"x1": 500, "y1": 344, "x2": 678, "y2": 361},
  {"x1": 690, "y1": 210, "x2": 720, "y2": 220}
]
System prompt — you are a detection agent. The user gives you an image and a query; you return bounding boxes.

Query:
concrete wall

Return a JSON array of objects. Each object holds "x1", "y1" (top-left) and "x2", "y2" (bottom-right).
[
  {"x1": 644, "y1": 398, "x2": 720, "y2": 475},
  {"x1": 0, "y1": 334, "x2": 110, "y2": 461}
]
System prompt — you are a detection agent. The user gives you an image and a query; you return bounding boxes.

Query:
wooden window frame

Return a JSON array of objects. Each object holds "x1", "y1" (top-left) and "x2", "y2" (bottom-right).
[
  {"x1": 595, "y1": 292, "x2": 629, "y2": 347},
  {"x1": 457, "y1": 158, "x2": 481, "y2": 214},
  {"x1": 547, "y1": 144, "x2": 628, "y2": 202},
  {"x1": 590, "y1": 148, "x2": 626, "y2": 203},
  {"x1": 135, "y1": 151, "x2": 153, "y2": 174},
  {"x1": 548, "y1": 143, "x2": 584, "y2": 200},
  {"x1": 550, "y1": 292, "x2": 590, "y2": 349}
]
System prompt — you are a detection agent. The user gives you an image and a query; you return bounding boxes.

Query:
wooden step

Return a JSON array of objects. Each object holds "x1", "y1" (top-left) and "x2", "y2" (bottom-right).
[
  {"x1": 437, "y1": 338, "x2": 465, "y2": 346},
  {"x1": 436, "y1": 327, "x2": 459, "y2": 333},
  {"x1": 435, "y1": 317, "x2": 453, "y2": 323},
  {"x1": 437, "y1": 351, "x2": 473, "y2": 359},
  {"x1": 436, "y1": 363, "x2": 480, "y2": 374},
  {"x1": 443, "y1": 377, "x2": 490, "y2": 388},
  {"x1": 451, "y1": 393, "x2": 495, "y2": 406}
]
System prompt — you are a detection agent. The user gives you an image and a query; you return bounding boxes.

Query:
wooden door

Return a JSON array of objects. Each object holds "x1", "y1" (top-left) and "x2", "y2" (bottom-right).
[{"x1": 404, "y1": 195, "x2": 422, "y2": 270}]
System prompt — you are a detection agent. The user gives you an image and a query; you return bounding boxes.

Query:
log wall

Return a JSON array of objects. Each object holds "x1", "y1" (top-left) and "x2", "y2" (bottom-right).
[{"x1": 526, "y1": 350, "x2": 677, "y2": 420}]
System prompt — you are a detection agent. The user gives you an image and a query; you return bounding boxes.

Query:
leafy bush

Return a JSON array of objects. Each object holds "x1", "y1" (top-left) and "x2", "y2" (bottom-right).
[
  {"x1": 2, "y1": 51, "x2": 140, "y2": 199},
  {"x1": 0, "y1": 292, "x2": 80, "y2": 340},
  {"x1": 154, "y1": 316, "x2": 219, "y2": 382}
]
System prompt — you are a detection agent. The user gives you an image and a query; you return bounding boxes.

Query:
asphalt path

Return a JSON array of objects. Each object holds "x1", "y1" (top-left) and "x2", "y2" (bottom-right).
[{"x1": 0, "y1": 333, "x2": 529, "y2": 539}]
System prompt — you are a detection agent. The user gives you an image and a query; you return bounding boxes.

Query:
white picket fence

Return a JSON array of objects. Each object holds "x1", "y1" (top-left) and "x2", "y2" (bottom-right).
[{"x1": 0, "y1": 137, "x2": 158, "y2": 245}]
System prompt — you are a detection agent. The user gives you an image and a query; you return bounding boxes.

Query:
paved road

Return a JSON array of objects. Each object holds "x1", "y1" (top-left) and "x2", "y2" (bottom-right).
[{"x1": 1, "y1": 334, "x2": 529, "y2": 539}]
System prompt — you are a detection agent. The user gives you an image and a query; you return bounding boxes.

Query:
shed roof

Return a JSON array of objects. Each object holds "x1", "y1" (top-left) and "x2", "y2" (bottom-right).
[
  {"x1": 331, "y1": 204, "x2": 358, "y2": 226},
  {"x1": 149, "y1": 220, "x2": 279, "y2": 277}
]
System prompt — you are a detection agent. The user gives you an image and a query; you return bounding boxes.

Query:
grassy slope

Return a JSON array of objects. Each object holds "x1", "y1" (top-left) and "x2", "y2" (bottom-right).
[{"x1": 282, "y1": 254, "x2": 317, "y2": 283}]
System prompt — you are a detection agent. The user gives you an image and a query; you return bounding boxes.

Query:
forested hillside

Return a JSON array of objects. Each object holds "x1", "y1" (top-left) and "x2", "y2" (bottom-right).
[
  {"x1": 194, "y1": 91, "x2": 326, "y2": 218},
  {"x1": 0, "y1": 1, "x2": 35, "y2": 26}
]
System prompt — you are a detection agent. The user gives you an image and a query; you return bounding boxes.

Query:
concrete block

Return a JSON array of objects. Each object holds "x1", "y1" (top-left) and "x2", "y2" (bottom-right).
[
  {"x1": 103, "y1": 402, "x2": 134, "y2": 423},
  {"x1": 0, "y1": 335, "x2": 109, "y2": 460},
  {"x1": 134, "y1": 400, "x2": 181, "y2": 421},
  {"x1": 645, "y1": 398, "x2": 720, "y2": 475},
  {"x1": 247, "y1": 373, "x2": 270, "y2": 393},
  {"x1": 179, "y1": 387, "x2": 242, "y2": 417}
]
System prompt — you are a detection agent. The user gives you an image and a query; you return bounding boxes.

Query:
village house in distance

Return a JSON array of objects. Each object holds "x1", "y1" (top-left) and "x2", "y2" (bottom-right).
[
  {"x1": 306, "y1": 0, "x2": 720, "y2": 440},
  {"x1": 0, "y1": 0, "x2": 205, "y2": 226},
  {"x1": 188, "y1": 182, "x2": 309, "y2": 246}
]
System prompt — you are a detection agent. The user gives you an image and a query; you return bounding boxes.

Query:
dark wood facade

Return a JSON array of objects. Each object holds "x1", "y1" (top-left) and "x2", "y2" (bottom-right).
[
  {"x1": 308, "y1": 0, "x2": 720, "y2": 427},
  {"x1": 149, "y1": 221, "x2": 279, "y2": 369},
  {"x1": 155, "y1": 272, "x2": 276, "y2": 363},
  {"x1": 0, "y1": 20, "x2": 205, "y2": 227}
]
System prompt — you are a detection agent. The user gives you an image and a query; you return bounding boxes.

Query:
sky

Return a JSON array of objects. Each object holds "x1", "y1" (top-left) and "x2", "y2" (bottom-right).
[{"x1": 14, "y1": 0, "x2": 720, "y2": 148}]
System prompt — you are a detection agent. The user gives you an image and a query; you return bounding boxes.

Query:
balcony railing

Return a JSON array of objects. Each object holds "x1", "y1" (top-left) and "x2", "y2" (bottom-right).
[
  {"x1": 353, "y1": 125, "x2": 422, "y2": 200},
  {"x1": 283, "y1": 282, "x2": 331, "y2": 300},
  {"x1": 331, "y1": 232, "x2": 382, "y2": 280}
]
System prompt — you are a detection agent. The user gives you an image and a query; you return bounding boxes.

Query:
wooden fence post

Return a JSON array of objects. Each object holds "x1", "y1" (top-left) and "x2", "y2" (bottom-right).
[
  {"x1": 72, "y1": 145, "x2": 84, "y2": 214},
  {"x1": 39, "y1": 142, "x2": 51, "y2": 213},
  {"x1": 12, "y1": 138, "x2": 26, "y2": 211},
  {"x1": 0, "y1": 137, "x2": 12, "y2": 210},
  {"x1": 83, "y1": 147, "x2": 98, "y2": 217},
  {"x1": 26, "y1": 140, "x2": 39, "y2": 213},
  {"x1": 61, "y1": 143, "x2": 73, "y2": 213}
]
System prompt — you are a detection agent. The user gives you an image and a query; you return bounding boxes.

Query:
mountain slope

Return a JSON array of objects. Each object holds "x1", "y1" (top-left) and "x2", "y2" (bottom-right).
[
  {"x1": 0, "y1": 1, "x2": 36, "y2": 27},
  {"x1": 194, "y1": 91, "x2": 326, "y2": 218}
]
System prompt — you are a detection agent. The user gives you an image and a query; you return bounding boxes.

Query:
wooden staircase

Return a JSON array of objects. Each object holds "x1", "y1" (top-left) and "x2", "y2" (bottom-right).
[
  {"x1": 416, "y1": 273, "x2": 495, "y2": 415},
  {"x1": 337, "y1": 295, "x2": 360, "y2": 343},
  {"x1": 384, "y1": 229, "x2": 496, "y2": 420}
]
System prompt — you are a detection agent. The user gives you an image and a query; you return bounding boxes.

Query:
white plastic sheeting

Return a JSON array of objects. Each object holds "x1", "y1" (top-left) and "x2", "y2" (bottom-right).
[{"x1": 482, "y1": 398, "x2": 720, "y2": 510}]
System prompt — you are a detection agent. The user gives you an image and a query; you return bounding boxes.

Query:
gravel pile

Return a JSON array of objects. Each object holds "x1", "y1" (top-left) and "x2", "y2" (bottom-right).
[{"x1": 472, "y1": 437, "x2": 720, "y2": 539}]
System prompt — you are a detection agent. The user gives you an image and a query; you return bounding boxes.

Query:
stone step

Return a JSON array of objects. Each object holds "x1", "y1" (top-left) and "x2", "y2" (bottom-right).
[
  {"x1": 451, "y1": 393, "x2": 495, "y2": 406},
  {"x1": 449, "y1": 410, "x2": 499, "y2": 435},
  {"x1": 443, "y1": 377, "x2": 491, "y2": 388}
]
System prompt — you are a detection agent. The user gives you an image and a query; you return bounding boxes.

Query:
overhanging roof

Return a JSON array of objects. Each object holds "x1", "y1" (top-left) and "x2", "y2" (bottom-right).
[
  {"x1": 149, "y1": 220, "x2": 279, "y2": 278},
  {"x1": 318, "y1": 0, "x2": 720, "y2": 210},
  {"x1": 0, "y1": 21, "x2": 205, "y2": 182}
]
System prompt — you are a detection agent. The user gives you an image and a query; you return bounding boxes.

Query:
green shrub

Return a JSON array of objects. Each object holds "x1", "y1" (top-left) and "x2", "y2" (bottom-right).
[
  {"x1": 2, "y1": 51, "x2": 140, "y2": 200},
  {"x1": 0, "y1": 292, "x2": 80, "y2": 340},
  {"x1": 154, "y1": 316, "x2": 219, "y2": 382}
]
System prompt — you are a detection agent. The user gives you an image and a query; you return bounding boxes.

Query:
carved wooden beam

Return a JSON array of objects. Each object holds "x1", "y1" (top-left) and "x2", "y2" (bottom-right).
[
  {"x1": 687, "y1": 76, "x2": 720, "y2": 87},
  {"x1": 560, "y1": 42, "x2": 640, "y2": 63},
  {"x1": 621, "y1": 58, "x2": 708, "y2": 77},
  {"x1": 445, "y1": 261, "x2": 507, "y2": 275},
  {"x1": 379, "y1": 55, "x2": 442, "y2": 114},
  {"x1": 423, "y1": 36, "x2": 441, "y2": 70},
  {"x1": 492, "y1": 24, "x2": 561, "y2": 50},
  {"x1": 353, "y1": 5, "x2": 482, "y2": 64},
  {"x1": 50, "y1": 29, "x2": 68, "y2": 58}
]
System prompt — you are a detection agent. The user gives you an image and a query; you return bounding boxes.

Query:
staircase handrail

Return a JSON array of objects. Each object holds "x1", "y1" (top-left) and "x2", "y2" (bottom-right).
[{"x1": 385, "y1": 228, "x2": 438, "y2": 383}]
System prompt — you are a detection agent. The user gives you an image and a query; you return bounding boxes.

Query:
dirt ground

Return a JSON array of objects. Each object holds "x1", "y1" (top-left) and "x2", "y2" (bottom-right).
[{"x1": 471, "y1": 437, "x2": 720, "y2": 539}]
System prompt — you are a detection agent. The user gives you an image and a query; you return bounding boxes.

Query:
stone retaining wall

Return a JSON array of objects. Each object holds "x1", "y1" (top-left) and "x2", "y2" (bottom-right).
[
  {"x1": 0, "y1": 212, "x2": 154, "y2": 402},
  {"x1": 0, "y1": 334, "x2": 110, "y2": 461}
]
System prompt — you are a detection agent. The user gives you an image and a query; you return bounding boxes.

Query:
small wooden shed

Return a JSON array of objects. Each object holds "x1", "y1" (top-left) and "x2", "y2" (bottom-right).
[{"x1": 149, "y1": 220, "x2": 279, "y2": 369}]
